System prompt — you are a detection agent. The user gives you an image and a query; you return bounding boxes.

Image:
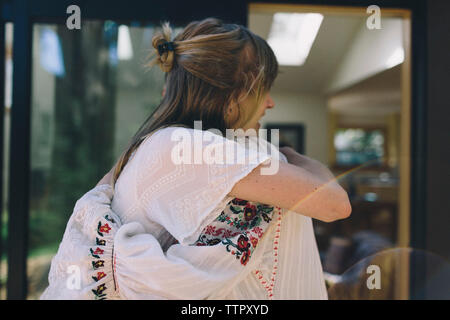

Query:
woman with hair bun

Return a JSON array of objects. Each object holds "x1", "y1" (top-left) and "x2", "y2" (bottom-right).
[{"x1": 41, "y1": 18, "x2": 350, "y2": 300}]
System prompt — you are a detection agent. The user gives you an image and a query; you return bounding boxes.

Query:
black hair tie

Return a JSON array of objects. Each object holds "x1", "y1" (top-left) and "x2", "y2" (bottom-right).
[{"x1": 157, "y1": 41, "x2": 175, "y2": 55}]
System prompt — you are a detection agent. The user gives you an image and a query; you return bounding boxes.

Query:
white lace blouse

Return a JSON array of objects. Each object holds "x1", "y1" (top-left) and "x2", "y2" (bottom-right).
[{"x1": 41, "y1": 126, "x2": 328, "y2": 300}]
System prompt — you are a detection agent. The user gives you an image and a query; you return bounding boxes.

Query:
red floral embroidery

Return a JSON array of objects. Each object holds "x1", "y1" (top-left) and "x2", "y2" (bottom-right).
[
  {"x1": 243, "y1": 203, "x2": 257, "y2": 221},
  {"x1": 221, "y1": 233, "x2": 255, "y2": 265},
  {"x1": 205, "y1": 225, "x2": 216, "y2": 235},
  {"x1": 223, "y1": 229, "x2": 233, "y2": 238},
  {"x1": 237, "y1": 235, "x2": 250, "y2": 251},
  {"x1": 250, "y1": 235, "x2": 259, "y2": 248},
  {"x1": 93, "y1": 247, "x2": 104, "y2": 255},
  {"x1": 96, "y1": 272, "x2": 106, "y2": 280},
  {"x1": 253, "y1": 227, "x2": 263, "y2": 238},
  {"x1": 91, "y1": 215, "x2": 118, "y2": 300},
  {"x1": 92, "y1": 271, "x2": 107, "y2": 282},
  {"x1": 194, "y1": 198, "x2": 276, "y2": 266},
  {"x1": 241, "y1": 250, "x2": 251, "y2": 266},
  {"x1": 204, "y1": 227, "x2": 240, "y2": 238},
  {"x1": 99, "y1": 223, "x2": 111, "y2": 234}
]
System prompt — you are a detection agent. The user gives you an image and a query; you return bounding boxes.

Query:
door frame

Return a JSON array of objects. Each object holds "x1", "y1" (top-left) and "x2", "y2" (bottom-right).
[{"x1": 2, "y1": 0, "x2": 427, "y2": 300}]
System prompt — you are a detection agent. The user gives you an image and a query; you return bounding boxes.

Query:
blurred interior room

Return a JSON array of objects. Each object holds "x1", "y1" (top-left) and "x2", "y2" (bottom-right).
[{"x1": 249, "y1": 3, "x2": 411, "y2": 299}]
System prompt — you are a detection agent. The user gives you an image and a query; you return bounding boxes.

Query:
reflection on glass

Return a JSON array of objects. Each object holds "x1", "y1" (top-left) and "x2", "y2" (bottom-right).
[
  {"x1": 28, "y1": 21, "x2": 167, "y2": 299},
  {"x1": 118, "y1": 25, "x2": 133, "y2": 60},
  {"x1": 39, "y1": 28, "x2": 65, "y2": 77},
  {"x1": 326, "y1": 248, "x2": 450, "y2": 300},
  {"x1": 249, "y1": 5, "x2": 416, "y2": 300},
  {"x1": 334, "y1": 128, "x2": 385, "y2": 166}
]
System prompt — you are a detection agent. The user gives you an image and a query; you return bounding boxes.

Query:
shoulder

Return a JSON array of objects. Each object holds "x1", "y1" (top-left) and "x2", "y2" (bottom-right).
[
  {"x1": 142, "y1": 126, "x2": 229, "y2": 150},
  {"x1": 137, "y1": 126, "x2": 279, "y2": 166}
]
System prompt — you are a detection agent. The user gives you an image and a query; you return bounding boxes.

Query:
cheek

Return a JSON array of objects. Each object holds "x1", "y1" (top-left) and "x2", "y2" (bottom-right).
[{"x1": 230, "y1": 96, "x2": 262, "y2": 128}]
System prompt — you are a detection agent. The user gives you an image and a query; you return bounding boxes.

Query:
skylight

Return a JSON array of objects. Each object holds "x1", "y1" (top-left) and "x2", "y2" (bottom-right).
[
  {"x1": 385, "y1": 47, "x2": 405, "y2": 69},
  {"x1": 267, "y1": 13, "x2": 324, "y2": 66},
  {"x1": 118, "y1": 25, "x2": 133, "y2": 60}
]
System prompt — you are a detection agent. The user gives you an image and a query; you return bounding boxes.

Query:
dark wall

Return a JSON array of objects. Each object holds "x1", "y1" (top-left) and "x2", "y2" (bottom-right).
[{"x1": 426, "y1": 0, "x2": 450, "y2": 261}]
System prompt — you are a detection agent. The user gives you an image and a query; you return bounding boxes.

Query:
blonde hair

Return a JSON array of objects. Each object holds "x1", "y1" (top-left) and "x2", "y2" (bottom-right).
[{"x1": 112, "y1": 17, "x2": 278, "y2": 186}]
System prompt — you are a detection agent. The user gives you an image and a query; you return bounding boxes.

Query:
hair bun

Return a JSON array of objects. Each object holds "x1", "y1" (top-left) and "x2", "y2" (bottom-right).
[
  {"x1": 150, "y1": 22, "x2": 176, "y2": 73},
  {"x1": 157, "y1": 41, "x2": 175, "y2": 56}
]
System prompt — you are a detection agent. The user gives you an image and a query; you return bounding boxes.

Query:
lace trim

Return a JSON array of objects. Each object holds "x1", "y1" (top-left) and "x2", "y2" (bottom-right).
[{"x1": 253, "y1": 206, "x2": 283, "y2": 300}]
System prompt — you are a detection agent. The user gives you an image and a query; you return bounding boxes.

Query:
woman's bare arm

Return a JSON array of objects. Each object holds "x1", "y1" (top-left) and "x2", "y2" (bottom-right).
[
  {"x1": 98, "y1": 148, "x2": 350, "y2": 222},
  {"x1": 229, "y1": 149, "x2": 351, "y2": 223}
]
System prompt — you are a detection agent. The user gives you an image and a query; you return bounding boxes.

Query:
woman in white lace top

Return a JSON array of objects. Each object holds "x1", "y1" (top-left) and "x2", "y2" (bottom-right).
[{"x1": 41, "y1": 18, "x2": 351, "y2": 300}]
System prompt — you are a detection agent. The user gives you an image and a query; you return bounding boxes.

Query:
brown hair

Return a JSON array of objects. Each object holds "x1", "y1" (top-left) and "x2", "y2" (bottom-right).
[{"x1": 112, "y1": 17, "x2": 278, "y2": 186}]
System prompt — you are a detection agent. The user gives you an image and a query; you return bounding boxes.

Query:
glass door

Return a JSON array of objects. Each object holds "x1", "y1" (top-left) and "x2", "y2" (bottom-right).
[
  {"x1": 0, "y1": 20, "x2": 13, "y2": 302},
  {"x1": 4, "y1": 0, "x2": 432, "y2": 300},
  {"x1": 27, "y1": 20, "x2": 172, "y2": 299},
  {"x1": 4, "y1": 0, "x2": 245, "y2": 300}
]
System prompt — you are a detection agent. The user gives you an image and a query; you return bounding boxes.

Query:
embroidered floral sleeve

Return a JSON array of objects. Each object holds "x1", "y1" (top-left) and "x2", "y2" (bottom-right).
[
  {"x1": 193, "y1": 198, "x2": 276, "y2": 267},
  {"x1": 40, "y1": 184, "x2": 123, "y2": 300},
  {"x1": 112, "y1": 204, "x2": 281, "y2": 300}
]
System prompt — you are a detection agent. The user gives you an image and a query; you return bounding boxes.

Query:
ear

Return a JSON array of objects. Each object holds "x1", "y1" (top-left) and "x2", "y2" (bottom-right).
[
  {"x1": 225, "y1": 99, "x2": 236, "y2": 116},
  {"x1": 224, "y1": 100, "x2": 238, "y2": 128}
]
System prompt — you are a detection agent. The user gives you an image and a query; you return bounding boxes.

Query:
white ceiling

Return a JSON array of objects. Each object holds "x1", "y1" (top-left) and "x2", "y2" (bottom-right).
[
  {"x1": 248, "y1": 12, "x2": 366, "y2": 94},
  {"x1": 328, "y1": 64, "x2": 401, "y2": 116}
]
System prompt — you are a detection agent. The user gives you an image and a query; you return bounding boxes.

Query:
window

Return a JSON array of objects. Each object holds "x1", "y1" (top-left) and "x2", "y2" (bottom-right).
[{"x1": 334, "y1": 128, "x2": 385, "y2": 167}]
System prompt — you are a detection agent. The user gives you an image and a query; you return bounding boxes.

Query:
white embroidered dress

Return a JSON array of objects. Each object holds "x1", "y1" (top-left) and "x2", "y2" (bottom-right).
[{"x1": 41, "y1": 126, "x2": 327, "y2": 300}]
